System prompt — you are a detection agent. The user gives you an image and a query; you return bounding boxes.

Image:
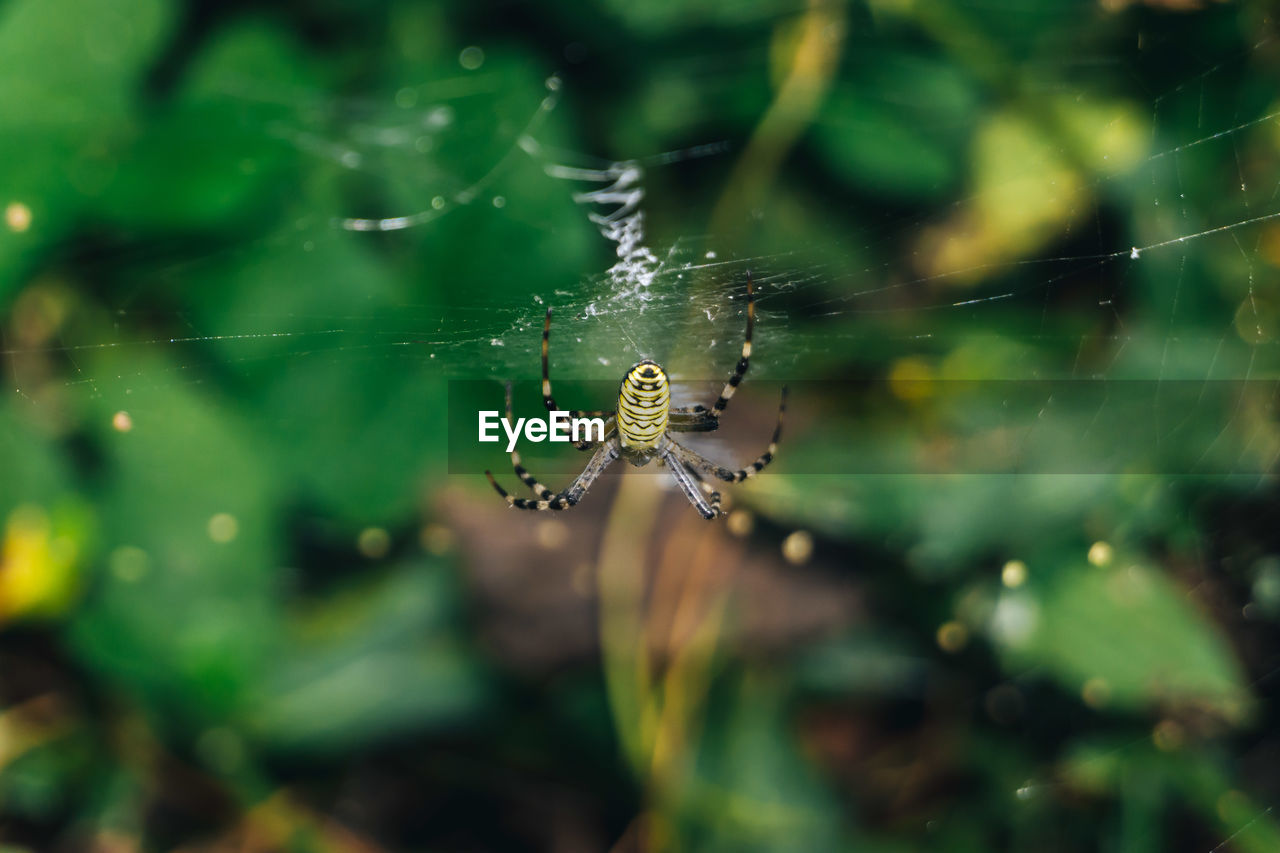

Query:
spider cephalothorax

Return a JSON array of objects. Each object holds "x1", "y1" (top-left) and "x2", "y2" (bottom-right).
[{"x1": 485, "y1": 273, "x2": 785, "y2": 519}]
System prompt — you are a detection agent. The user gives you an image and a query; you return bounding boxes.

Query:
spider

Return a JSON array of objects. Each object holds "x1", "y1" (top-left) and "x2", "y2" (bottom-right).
[{"x1": 484, "y1": 273, "x2": 786, "y2": 519}]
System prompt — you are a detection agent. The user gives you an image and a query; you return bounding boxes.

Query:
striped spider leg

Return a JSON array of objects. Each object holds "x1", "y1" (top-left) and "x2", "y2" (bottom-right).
[
  {"x1": 540, "y1": 305, "x2": 613, "y2": 450},
  {"x1": 659, "y1": 454, "x2": 723, "y2": 519},
  {"x1": 667, "y1": 270, "x2": 756, "y2": 434},
  {"x1": 664, "y1": 386, "x2": 787, "y2": 486},
  {"x1": 485, "y1": 380, "x2": 617, "y2": 510},
  {"x1": 486, "y1": 441, "x2": 618, "y2": 511}
]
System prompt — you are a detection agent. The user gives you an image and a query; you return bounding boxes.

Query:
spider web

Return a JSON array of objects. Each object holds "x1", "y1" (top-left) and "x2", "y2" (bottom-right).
[
  {"x1": 22, "y1": 36, "x2": 1279, "y2": 482},
  {"x1": 12, "y1": 40, "x2": 1278, "y2": 389}
]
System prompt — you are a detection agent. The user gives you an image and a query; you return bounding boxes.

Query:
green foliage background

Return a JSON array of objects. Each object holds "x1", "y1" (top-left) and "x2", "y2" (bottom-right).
[{"x1": 2, "y1": 0, "x2": 1280, "y2": 850}]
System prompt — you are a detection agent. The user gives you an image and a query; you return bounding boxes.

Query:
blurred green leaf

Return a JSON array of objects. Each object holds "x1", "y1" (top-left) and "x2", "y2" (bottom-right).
[
  {"x1": 68, "y1": 368, "x2": 280, "y2": 726},
  {"x1": 812, "y1": 90, "x2": 957, "y2": 199},
  {"x1": 242, "y1": 564, "x2": 487, "y2": 753},
  {"x1": 676, "y1": 674, "x2": 847, "y2": 852},
  {"x1": 598, "y1": 0, "x2": 787, "y2": 33},
  {"x1": 792, "y1": 632, "x2": 928, "y2": 698},
  {"x1": 0, "y1": 0, "x2": 172, "y2": 297},
  {"x1": 0, "y1": 732, "x2": 92, "y2": 821},
  {"x1": 1000, "y1": 563, "x2": 1249, "y2": 720},
  {"x1": 95, "y1": 22, "x2": 319, "y2": 229},
  {"x1": 1062, "y1": 737, "x2": 1280, "y2": 853},
  {"x1": 0, "y1": 411, "x2": 71, "y2": 519}
]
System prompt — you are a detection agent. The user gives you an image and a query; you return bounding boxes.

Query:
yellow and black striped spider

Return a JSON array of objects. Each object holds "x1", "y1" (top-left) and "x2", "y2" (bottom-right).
[{"x1": 485, "y1": 274, "x2": 786, "y2": 519}]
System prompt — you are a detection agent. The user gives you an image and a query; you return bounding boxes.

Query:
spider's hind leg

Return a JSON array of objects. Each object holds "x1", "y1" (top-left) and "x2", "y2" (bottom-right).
[
  {"x1": 683, "y1": 462, "x2": 723, "y2": 517},
  {"x1": 660, "y1": 442, "x2": 720, "y2": 520},
  {"x1": 487, "y1": 441, "x2": 620, "y2": 511}
]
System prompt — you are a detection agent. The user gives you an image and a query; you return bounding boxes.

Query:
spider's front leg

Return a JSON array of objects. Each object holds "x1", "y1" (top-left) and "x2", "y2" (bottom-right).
[
  {"x1": 667, "y1": 271, "x2": 757, "y2": 434},
  {"x1": 666, "y1": 386, "x2": 787, "y2": 484},
  {"x1": 539, "y1": 306, "x2": 615, "y2": 449},
  {"x1": 669, "y1": 405, "x2": 718, "y2": 432},
  {"x1": 501, "y1": 384, "x2": 615, "y2": 500}
]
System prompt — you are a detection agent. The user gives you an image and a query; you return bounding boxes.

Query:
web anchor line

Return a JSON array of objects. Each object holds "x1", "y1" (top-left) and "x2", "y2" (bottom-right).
[{"x1": 336, "y1": 77, "x2": 564, "y2": 233}]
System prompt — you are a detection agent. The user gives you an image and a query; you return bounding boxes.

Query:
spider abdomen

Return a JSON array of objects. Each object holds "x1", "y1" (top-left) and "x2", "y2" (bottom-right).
[{"x1": 617, "y1": 360, "x2": 670, "y2": 461}]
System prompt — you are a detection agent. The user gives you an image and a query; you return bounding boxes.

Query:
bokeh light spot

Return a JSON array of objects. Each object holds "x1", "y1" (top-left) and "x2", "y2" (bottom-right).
[
  {"x1": 1152, "y1": 719, "x2": 1185, "y2": 752},
  {"x1": 781, "y1": 530, "x2": 813, "y2": 564},
  {"x1": 109, "y1": 546, "x2": 149, "y2": 583},
  {"x1": 536, "y1": 519, "x2": 568, "y2": 550},
  {"x1": 207, "y1": 513, "x2": 238, "y2": 544},
  {"x1": 936, "y1": 620, "x2": 969, "y2": 653},
  {"x1": 358, "y1": 527, "x2": 391, "y2": 559},
  {"x1": 1001, "y1": 559, "x2": 1027, "y2": 588},
  {"x1": 420, "y1": 524, "x2": 454, "y2": 556},
  {"x1": 726, "y1": 509, "x2": 754, "y2": 538},
  {"x1": 1087, "y1": 541, "x2": 1113, "y2": 567},
  {"x1": 5, "y1": 202, "x2": 31, "y2": 233},
  {"x1": 1081, "y1": 677, "x2": 1111, "y2": 709}
]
